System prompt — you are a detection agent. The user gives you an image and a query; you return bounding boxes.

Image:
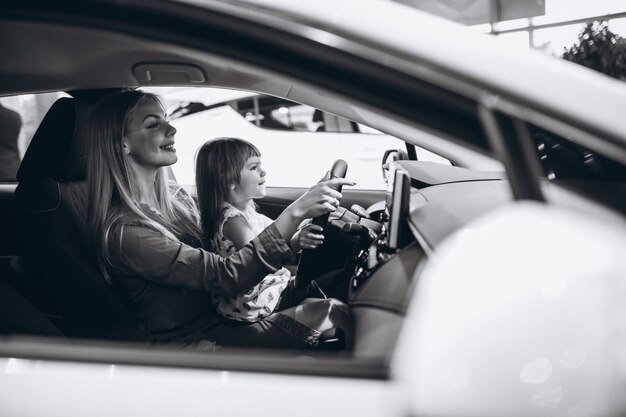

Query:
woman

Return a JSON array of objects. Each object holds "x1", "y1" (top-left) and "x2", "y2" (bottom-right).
[{"x1": 85, "y1": 90, "x2": 354, "y2": 350}]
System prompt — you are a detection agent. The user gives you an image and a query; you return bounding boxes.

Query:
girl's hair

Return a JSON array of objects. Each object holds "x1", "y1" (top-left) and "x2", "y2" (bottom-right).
[
  {"x1": 86, "y1": 90, "x2": 202, "y2": 281},
  {"x1": 195, "y1": 137, "x2": 260, "y2": 248}
]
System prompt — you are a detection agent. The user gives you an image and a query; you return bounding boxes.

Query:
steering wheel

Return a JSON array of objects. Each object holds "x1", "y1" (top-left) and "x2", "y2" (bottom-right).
[
  {"x1": 312, "y1": 159, "x2": 348, "y2": 227},
  {"x1": 294, "y1": 160, "x2": 349, "y2": 295}
]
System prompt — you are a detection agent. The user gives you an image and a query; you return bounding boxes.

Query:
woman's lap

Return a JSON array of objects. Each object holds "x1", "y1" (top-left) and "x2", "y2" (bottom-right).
[{"x1": 210, "y1": 298, "x2": 352, "y2": 350}]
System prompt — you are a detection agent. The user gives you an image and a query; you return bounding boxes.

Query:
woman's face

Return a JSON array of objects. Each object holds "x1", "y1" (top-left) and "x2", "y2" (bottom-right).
[{"x1": 123, "y1": 98, "x2": 178, "y2": 170}]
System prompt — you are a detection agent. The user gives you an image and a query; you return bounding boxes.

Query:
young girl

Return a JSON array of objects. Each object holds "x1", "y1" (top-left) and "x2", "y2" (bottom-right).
[{"x1": 196, "y1": 137, "x2": 325, "y2": 322}]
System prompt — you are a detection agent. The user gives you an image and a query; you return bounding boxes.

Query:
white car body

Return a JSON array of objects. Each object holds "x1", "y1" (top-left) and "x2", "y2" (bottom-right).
[
  {"x1": 3, "y1": 203, "x2": 625, "y2": 417},
  {"x1": 1, "y1": 0, "x2": 626, "y2": 416}
]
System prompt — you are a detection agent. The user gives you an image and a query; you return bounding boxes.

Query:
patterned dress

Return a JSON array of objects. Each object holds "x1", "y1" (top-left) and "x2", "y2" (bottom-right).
[{"x1": 211, "y1": 203, "x2": 292, "y2": 322}]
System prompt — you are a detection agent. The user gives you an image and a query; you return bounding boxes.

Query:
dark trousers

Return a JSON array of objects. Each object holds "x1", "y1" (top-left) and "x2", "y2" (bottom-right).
[{"x1": 210, "y1": 297, "x2": 352, "y2": 350}]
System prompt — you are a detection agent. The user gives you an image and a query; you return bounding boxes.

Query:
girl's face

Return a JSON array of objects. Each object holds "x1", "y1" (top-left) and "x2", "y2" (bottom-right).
[
  {"x1": 122, "y1": 98, "x2": 178, "y2": 170},
  {"x1": 230, "y1": 155, "x2": 266, "y2": 204}
]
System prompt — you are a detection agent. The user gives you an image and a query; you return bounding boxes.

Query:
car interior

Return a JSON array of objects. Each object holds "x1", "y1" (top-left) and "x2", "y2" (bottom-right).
[{"x1": 1, "y1": 1, "x2": 625, "y2": 377}]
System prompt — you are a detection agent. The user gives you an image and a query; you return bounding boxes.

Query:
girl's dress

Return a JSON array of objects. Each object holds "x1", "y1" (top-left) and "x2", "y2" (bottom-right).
[{"x1": 211, "y1": 203, "x2": 292, "y2": 322}]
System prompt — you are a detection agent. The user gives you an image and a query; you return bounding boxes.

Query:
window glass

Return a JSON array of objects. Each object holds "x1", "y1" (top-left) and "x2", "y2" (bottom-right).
[
  {"x1": 228, "y1": 96, "x2": 362, "y2": 133},
  {"x1": 527, "y1": 122, "x2": 626, "y2": 214},
  {"x1": 0, "y1": 92, "x2": 67, "y2": 182},
  {"x1": 144, "y1": 87, "x2": 450, "y2": 190},
  {"x1": 529, "y1": 124, "x2": 626, "y2": 182}
]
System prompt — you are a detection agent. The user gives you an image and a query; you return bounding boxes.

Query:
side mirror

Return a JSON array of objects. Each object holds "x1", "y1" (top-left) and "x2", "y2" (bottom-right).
[{"x1": 382, "y1": 149, "x2": 408, "y2": 181}]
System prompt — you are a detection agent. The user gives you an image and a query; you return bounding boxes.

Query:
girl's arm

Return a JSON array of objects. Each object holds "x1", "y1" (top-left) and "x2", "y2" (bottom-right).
[
  {"x1": 290, "y1": 222, "x2": 324, "y2": 252},
  {"x1": 223, "y1": 216, "x2": 256, "y2": 251},
  {"x1": 224, "y1": 178, "x2": 352, "y2": 252}
]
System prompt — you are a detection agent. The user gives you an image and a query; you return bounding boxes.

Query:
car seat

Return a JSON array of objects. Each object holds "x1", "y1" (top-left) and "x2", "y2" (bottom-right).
[
  {"x1": 0, "y1": 277, "x2": 62, "y2": 337},
  {"x1": 312, "y1": 109, "x2": 325, "y2": 132},
  {"x1": 13, "y1": 97, "x2": 152, "y2": 342}
]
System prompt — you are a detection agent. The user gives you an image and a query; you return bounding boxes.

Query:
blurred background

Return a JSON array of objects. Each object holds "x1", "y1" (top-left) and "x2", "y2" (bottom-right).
[{"x1": 395, "y1": 0, "x2": 626, "y2": 56}]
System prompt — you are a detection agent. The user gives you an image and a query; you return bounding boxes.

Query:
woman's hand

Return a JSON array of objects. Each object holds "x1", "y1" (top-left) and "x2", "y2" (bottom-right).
[
  {"x1": 290, "y1": 177, "x2": 355, "y2": 219},
  {"x1": 273, "y1": 177, "x2": 355, "y2": 242},
  {"x1": 290, "y1": 223, "x2": 325, "y2": 252}
]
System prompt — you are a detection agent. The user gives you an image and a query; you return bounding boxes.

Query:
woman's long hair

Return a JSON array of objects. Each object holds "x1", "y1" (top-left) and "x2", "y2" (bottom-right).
[
  {"x1": 86, "y1": 90, "x2": 201, "y2": 281},
  {"x1": 195, "y1": 137, "x2": 260, "y2": 249}
]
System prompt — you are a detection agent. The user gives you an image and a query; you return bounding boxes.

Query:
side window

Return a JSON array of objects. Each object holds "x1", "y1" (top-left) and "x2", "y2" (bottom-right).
[
  {"x1": 145, "y1": 87, "x2": 450, "y2": 190},
  {"x1": 529, "y1": 124, "x2": 626, "y2": 182},
  {"x1": 231, "y1": 96, "x2": 359, "y2": 133},
  {"x1": 528, "y1": 122, "x2": 626, "y2": 213},
  {"x1": 0, "y1": 92, "x2": 68, "y2": 182}
]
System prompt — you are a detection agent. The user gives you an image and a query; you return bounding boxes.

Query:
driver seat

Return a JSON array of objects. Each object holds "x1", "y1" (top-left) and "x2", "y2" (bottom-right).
[{"x1": 13, "y1": 97, "x2": 152, "y2": 341}]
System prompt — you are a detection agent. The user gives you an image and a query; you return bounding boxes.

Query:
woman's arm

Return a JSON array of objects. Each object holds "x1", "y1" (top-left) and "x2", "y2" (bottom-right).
[
  {"x1": 111, "y1": 221, "x2": 292, "y2": 297},
  {"x1": 109, "y1": 177, "x2": 354, "y2": 296}
]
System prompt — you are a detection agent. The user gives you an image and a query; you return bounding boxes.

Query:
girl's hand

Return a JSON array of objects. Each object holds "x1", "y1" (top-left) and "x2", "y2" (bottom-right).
[{"x1": 290, "y1": 223, "x2": 324, "y2": 252}]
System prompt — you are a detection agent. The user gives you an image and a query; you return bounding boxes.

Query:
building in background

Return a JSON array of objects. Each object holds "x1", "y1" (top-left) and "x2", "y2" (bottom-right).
[
  {"x1": 394, "y1": 0, "x2": 626, "y2": 57},
  {"x1": 393, "y1": 0, "x2": 545, "y2": 25}
]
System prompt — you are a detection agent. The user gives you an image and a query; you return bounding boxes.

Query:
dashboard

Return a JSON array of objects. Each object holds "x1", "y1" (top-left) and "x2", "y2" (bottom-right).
[{"x1": 334, "y1": 159, "x2": 508, "y2": 356}]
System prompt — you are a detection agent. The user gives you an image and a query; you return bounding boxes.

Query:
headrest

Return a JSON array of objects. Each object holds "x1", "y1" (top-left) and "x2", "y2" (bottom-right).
[{"x1": 16, "y1": 97, "x2": 93, "y2": 182}]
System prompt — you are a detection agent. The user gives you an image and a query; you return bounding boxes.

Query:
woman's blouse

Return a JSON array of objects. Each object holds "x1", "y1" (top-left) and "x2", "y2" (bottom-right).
[{"x1": 108, "y1": 215, "x2": 293, "y2": 336}]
